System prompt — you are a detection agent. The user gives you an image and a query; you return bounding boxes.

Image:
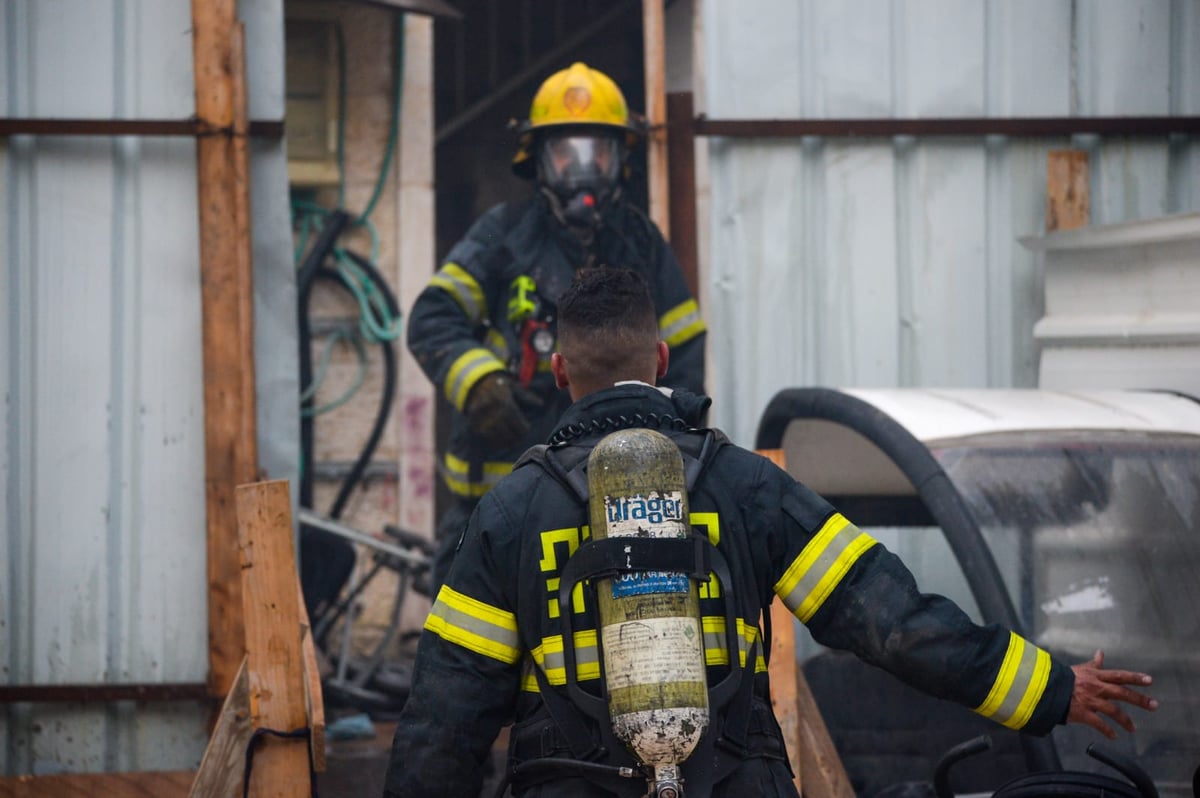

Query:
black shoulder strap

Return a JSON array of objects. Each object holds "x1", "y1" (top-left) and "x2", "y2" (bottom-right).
[{"x1": 517, "y1": 430, "x2": 726, "y2": 506}]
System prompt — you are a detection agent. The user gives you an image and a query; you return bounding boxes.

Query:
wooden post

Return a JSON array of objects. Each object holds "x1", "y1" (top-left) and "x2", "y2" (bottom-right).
[
  {"x1": 642, "y1": 0, "x2": 670, "y2": 238},
  {"x1": 666, "y1": 91, "x2": 699, "y2": 298},
  {"x1": 192, "y1": 0, "x2": 258, "y2": 700},
  {"x1": 237, "y1": 481, "x2": 311, "y2": 798},
  {"x1": 1046, "y1": 150, "x2": 1089, "y2": 232}
]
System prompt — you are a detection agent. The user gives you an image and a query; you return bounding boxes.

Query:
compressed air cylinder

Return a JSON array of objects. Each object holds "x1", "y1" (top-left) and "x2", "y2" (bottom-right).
[{"x1": 587, "y1": 428, "x2": 709, "y2": 769}]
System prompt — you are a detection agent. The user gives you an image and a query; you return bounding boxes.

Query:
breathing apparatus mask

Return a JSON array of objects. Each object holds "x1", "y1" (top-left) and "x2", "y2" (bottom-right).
[{"x1": 536, "y1": 131, "x2": 625, "y2": 231}]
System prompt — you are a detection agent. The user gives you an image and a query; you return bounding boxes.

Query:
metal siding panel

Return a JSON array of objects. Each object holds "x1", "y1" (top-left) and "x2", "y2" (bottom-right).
[
  {"x1": 812, "y1": 0, "x2": 893, "y2": 116},
  {"x1": 3, "y1": 0, "x2": 213, "y2": 776},
  {"x1": 904, "y1": 144, "x2": 991, "y2": 387},
  {"x1": 1090, "y1": 140, "x2": 1173, "y2": 224},
  {"x1": 30, "y1": 1, "x2": 118, "y2": 116},
  {"x1": 985, "y1": 0, "x2": 1072, "y2": 115},
  {"x1": 1076, "y1": 0, "x2": 1172, "y2": 115},
  {"x1": 822, "y1": 142, "x2": 899, "y2": 386},
  {"x1": 1176, "y1": 0, "x2": 1200, "y2": 114},
  {"x1": 704, "y1": 0, "x2": 802, "y2": 117},
  {"x1": 897, "y1": 0, "x2": 985, "y2": 116},
  {"x1": 0, "y1": 139, "x2": 9, "y2": 767}
]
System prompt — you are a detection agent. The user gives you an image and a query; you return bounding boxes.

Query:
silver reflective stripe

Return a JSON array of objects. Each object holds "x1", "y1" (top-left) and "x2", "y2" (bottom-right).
[{"x1": 430, "y1": 262, "x2": 485, "y2": 323}]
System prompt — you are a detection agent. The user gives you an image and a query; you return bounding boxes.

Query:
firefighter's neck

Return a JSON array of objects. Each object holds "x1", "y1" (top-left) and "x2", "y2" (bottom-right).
[{"x1": 552, "y1": 342, "x2": 670, "y2": 402}]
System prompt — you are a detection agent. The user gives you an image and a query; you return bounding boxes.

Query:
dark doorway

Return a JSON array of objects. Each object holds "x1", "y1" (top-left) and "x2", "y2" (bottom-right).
[{"x1": 429, "y1": 0, "x2": 649, "y2": 519}]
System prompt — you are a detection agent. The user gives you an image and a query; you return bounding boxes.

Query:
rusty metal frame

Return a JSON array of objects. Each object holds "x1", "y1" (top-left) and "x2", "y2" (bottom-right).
[
  {"x1": 0, "y1": 683, "x2": 210, "y2": 703},
  {"x1": 692, "y1": 115, "x2": 1200, "y2": 138},
  {"x1": 0, "y1": 118, "x2": 284, "y2": 137}
]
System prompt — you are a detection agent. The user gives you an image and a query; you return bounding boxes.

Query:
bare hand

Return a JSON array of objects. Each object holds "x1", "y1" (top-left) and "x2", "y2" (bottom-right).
[{"x1": 1068, "y1": 649, "x2": 1157, "y2": 739}]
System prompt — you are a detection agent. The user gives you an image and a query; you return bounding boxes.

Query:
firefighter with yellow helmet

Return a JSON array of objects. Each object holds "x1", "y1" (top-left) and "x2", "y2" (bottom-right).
[{"x1": 406, "y1": 62, "x2": 707, "y2": 591}]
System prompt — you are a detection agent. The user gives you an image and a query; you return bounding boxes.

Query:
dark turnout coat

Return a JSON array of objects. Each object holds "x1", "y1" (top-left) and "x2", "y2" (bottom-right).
[
  {"x1": 384, "y1": 384, "x2": 1074, "y2": 798},
  {"x1": 406, "y1": 194, "x2": 705, "y2": 503}
]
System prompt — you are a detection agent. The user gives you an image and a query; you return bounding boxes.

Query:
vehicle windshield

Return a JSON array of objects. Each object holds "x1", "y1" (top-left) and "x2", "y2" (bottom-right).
[{"x1": 935, "y1": 430, "x2": 1200, "y2": 797}]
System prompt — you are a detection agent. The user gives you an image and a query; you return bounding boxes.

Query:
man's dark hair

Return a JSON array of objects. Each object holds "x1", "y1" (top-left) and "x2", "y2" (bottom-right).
[{"x1": 557, "y1": 268, "x2": 659, "y2": 385}]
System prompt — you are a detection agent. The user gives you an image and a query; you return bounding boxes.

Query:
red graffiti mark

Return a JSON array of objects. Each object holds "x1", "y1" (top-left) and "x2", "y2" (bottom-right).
[{"x1": 403, "y1": 396, "x2": 430, "y2": 437}]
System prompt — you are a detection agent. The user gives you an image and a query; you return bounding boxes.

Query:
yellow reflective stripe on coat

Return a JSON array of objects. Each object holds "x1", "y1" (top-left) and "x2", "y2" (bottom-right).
[
  {"x1": 524, "y1": 631, "x2": 601, "y2": 688},
  {"x1": 659, "y1": 299, "x2": 706, "y2": 347},
  {"x1": 701, "y1": 616, "x2": 767, "y2": 673},
  {"x1": 974, "y1": 631, "x2": 1052, "y2": 729},
  {"x1": 775, "y1": 513, "x2": 877, "y2": 623},
  {"x1": 429, "y1": 262, "x2": 486, "y2": 324},
  {"x1": 444, "y1": 347, "x2": 504, "y2": 410},
  {"x1": 425, "y1": 584, "x2": 520, "y2": 664},
  {"x1": 443, "y1": 454, "x2": 512, "y2": 498}
]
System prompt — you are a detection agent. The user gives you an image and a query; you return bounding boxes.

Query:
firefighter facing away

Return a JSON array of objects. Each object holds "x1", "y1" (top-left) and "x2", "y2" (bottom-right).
[
  {"x1": 406, "y1": 62, "x2": 705, "y2": 592},
  {"x1": 384, "y1": 268, "x2": 1156, "y2": 798}
]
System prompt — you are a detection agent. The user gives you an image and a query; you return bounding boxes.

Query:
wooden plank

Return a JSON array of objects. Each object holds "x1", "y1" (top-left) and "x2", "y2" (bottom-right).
[
  {"x1": 237, "y1": 481, "x2": 312, "y2": 798},
  {"x1": 769, "y1": 597, "x2": 803, "y2": 793},
  {"x1": 642, "y1": 0, "x2": 670, "y2": 238},
  {"x1": 188, "y1": 657, "x2": 252, "y2": 798},
  {"x1": 757, "y1": 448, "x2": 854, "y2": 798},
  {"x1": 757, "y1": 449, "x2": 802, "y2": 791},
  {"x1": 793, "y1": 667, "x2": 856, "y2": 798},
  {"x1": 1046, "y1": 149, "x2": 1089, "y2": 232},
  {"x1": 298, "y1": 586, "x2": 327, "y2": 773},
  {"x1": 0, "y1": 771, "x2": 194, "y2": 798},
  {"x1": 192, "y1": 0, "x2": 258, "y2": 700}
]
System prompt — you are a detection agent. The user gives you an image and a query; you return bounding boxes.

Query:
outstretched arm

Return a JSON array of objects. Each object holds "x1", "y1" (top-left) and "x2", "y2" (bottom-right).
[{"x1": 1068, "y1": 649, "x2": 1157, "y2": 739}]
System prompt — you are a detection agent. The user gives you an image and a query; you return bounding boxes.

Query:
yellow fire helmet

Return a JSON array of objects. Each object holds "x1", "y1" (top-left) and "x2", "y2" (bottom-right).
[{"x1": 512, "y1": 62, "x2": 644, "y2": 179}]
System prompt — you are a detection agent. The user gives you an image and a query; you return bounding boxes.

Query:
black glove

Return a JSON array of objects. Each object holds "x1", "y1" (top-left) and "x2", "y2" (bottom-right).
[{"x1": 464, "y1": 372, "x2": 532, "y2": 450}]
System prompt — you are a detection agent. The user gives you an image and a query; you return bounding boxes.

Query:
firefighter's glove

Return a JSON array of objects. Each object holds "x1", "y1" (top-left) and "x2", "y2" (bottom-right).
[{"x1": 465, "y1": 372, "x2": 531, "y2": 450}]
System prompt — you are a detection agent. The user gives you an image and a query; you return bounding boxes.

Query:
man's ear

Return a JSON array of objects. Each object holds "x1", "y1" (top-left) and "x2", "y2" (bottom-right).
[
  {"x1": 656, "y1": 341, "x2": 669, "y2": 380},
  {"x1": 551, "y1": 352, "x2": 570, "y2": 389}
]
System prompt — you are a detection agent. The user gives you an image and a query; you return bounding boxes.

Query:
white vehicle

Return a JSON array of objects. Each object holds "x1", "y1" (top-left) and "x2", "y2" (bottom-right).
[{"x1": 756, "y1": 388, "x2": 1200, "y2": 798}]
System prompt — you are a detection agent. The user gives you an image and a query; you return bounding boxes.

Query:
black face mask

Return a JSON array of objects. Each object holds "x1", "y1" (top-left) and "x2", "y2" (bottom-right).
[{"x1": 536, "y1": 132, "x2": 624, "y2": 230}]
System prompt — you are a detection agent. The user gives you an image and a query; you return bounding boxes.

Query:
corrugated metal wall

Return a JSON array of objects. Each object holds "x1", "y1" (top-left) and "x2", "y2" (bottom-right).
[
  {"x1": 701, "y1": 0, "x2": 1200, "y2": 446},
  {"x1": 1, "y1": 0, "x2": 295, "y2": 775}
]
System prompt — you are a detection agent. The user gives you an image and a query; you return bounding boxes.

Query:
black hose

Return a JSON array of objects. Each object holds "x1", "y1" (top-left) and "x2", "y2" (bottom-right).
[
  {"x1": 329, "y1": 250, "x2": 399, "y2": 519},
  {"x1": 297, "y1": 210, "x2": 352, "y2": 509},
  {"x1": 932, "y1": 735, "x2": 992, "y2": 798},
  {"x1": 1086, "y1": 743, "x2": 1158, "y2": 798}
]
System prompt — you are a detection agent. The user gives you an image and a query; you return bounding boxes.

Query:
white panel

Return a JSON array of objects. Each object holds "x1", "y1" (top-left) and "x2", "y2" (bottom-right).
[
  {"x1": 242, "y1": 0, "x2": 286, "y2": 120},
  {"x1": 708, "y1": 141, "x2": 812, "y2": 445},
  {"x1": 3, "y1": 0, "x2": 217, "y2": 776},
  {"x1": 903, "y1": 144, "x2": 990, "y2": 386},
  {"x1": 820, "y1": 142, "x2": 899, "y2": 386},
  {"x1": 1091, "y1": 140, "x2": 1173, "y2": 224},
  {"x1": 811, "y1": 0, "x2": 893, "y2": 116},
  {"x1": 0, "y1": 139, "x2": 8, "y2": 764},
  {"x1": 29, "y1": 139, "x2": 117, "y2": 684},
  {"x1": 985, "y1": 0, "x2": 1072, "y2": 115},
  {"x1": 1076, "y1": 0, "x2": 1172, "y2": 115},
  {"x1": 1176, "y1": 0, "x2": 1200, "y2": 114},
  {"x1": 897, "y1": 0, "x2": 985, "y2": 115},
  {"x1": 704, "y1": 0, "x2": 801, "y2": 117},
  {"x1": 30, "y1": 1, "x2": 118, "y2": 116}
]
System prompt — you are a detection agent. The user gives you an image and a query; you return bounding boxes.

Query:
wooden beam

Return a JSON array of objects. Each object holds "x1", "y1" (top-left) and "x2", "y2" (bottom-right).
[
  {"x1": 666, "y1": 91, "x2": 699, "y2": 298},
  {"x1": 642, "y1": 0, "x2": 669, "y2": 238},
  {"x1": 1046, "y1": 150, "x2": 1089, "y2": 232},
  {"x1": 192, "y1": 0, "x2": 258, "y2": 700},
  {"x1": 757, "y1": 450, "x2": 802, "y2": 792},
  {"x1": 758, "y1": 448, "x2": 854, "y2": 798},
  {"x1": 0, "y1": 772, "x2": 193, "y2": 798},
  {"x1": 188, "y1": 657, "x2": 252, "y2": 798},
  {"x1": 237, "y1": 481, "x2": 311, "y2": 798}
]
